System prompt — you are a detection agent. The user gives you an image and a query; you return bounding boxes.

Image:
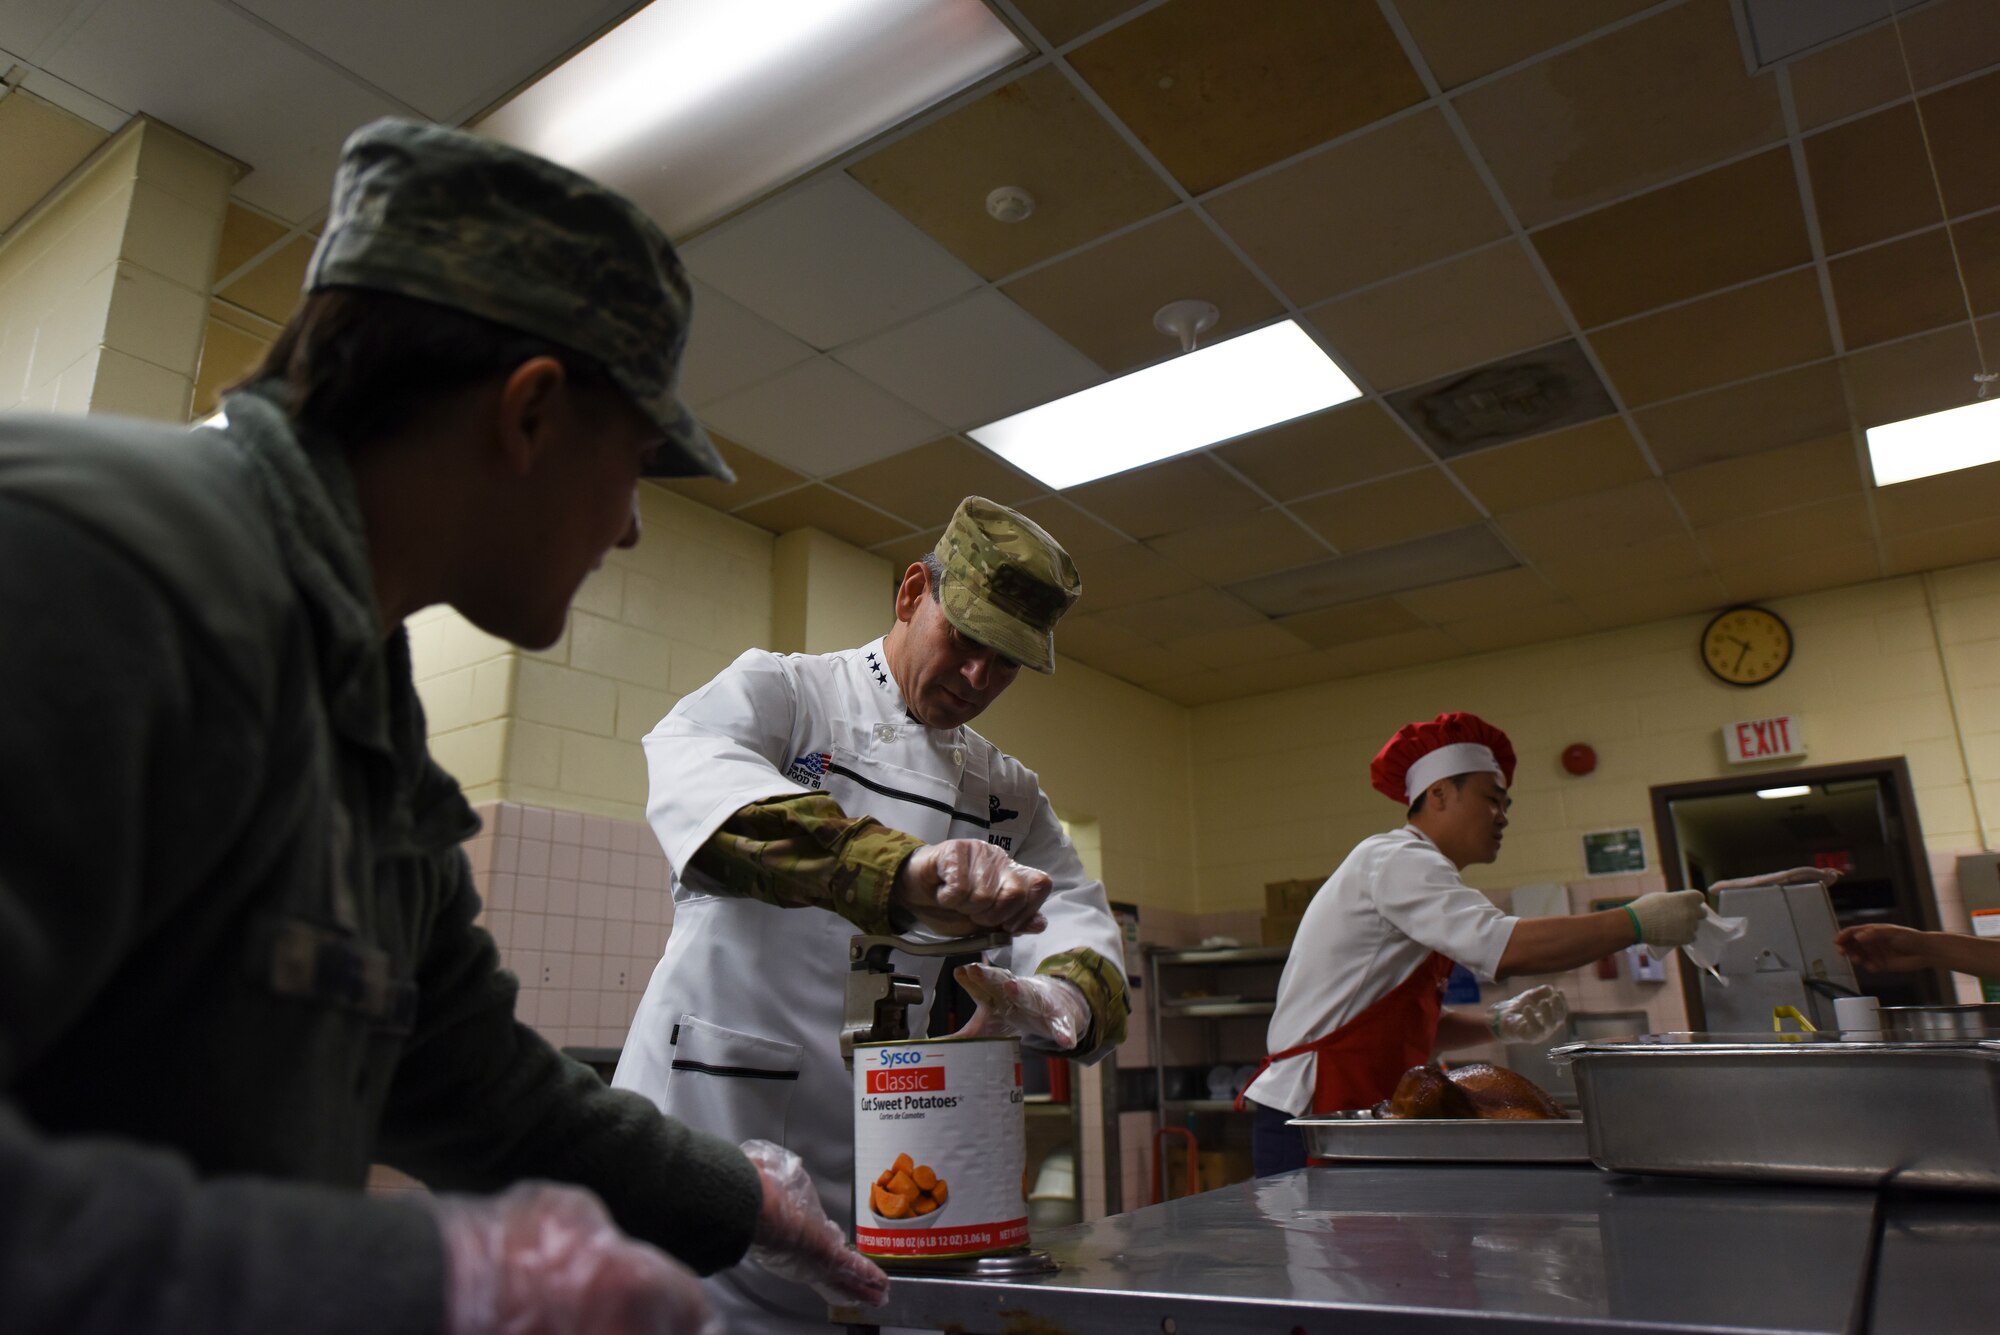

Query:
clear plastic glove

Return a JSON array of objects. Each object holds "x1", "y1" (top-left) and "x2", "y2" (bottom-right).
[
  {"x1": 430, "y1": 1182, "x2": 719, "y2": 1335},
  {"x1": 896, "y1": 838, "x2": 1050, "y2": 936},
  {"x1": 1488, "y1": 984, "x2": 1568, "y2": 1044},
  {"x1": 741, "y1": 1140, "x2": 890, "y2": 1309},
  {"x1": 1627, "y1": 890, "x2": 1706, "y2": 949},
  {"x1": 952, "y1": 962, "x2": 1091, "y2": 1050}
]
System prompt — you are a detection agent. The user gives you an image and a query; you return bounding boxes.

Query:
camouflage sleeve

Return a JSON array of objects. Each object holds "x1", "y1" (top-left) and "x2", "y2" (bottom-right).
[
  {"x1": 688, "y1": 793, "x2": 922, "y2": 935},
  {"x1": 1035, "y1": 946, "x2": 1130, "y2": 1058}
]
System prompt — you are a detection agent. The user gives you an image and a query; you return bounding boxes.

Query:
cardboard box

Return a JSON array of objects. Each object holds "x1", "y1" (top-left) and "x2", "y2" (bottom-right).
[
  {"x1": 1261, "y1": 912, "x2": 1303, "y2": 948},
  {"x1": 1263, "y1": 877, "x2": 1322, "y2": 917}
]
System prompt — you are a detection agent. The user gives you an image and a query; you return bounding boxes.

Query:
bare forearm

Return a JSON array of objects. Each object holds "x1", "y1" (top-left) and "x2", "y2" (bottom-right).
[
  {"x1": 1434, "y1": 1009, "x2": 1495, "y2": 1052},
  {"x1": 1924, "y1": 931, "x2": 2000, "y2": 978},
  {"x1": 1496, "y1": 910, "x2": 1635, "y2": 978}
]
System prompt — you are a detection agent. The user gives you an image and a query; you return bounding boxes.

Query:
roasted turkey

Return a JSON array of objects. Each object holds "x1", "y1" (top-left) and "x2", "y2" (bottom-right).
[{"x1": 1377, "y1": 1062, "x2": 1563, "y2": 1120}]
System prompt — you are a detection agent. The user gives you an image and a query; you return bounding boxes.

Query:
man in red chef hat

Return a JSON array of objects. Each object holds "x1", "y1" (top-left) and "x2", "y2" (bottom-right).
[{"x1": 1241, "y1": 712, "x2": 1704, "y2": 1175}]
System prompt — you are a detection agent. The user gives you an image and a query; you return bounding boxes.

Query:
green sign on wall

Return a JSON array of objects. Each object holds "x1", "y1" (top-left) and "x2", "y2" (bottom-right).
[{"x1": 1583, "y1": 827, "x2": 1647, "y2": 876}]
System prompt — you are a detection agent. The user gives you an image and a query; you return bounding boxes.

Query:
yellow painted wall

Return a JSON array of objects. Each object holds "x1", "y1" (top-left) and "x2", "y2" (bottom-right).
[
  {"x1": 1189, "y1": 561, "x2": 2000, "y2": 924},
  {"x1": 0, "y1": 116, "x2": 234, "y2": 418}
]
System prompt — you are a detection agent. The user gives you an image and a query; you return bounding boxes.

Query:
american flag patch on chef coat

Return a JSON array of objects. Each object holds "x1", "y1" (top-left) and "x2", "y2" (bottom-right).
[{"x1": 785, "y1": 751, "x2": 833, "y2": 788}]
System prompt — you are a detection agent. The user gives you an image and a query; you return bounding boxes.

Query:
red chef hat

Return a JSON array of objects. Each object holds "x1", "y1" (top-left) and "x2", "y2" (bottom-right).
[{"x1": 1371, "y1": 712, "x2": 1516, "y2": 805}]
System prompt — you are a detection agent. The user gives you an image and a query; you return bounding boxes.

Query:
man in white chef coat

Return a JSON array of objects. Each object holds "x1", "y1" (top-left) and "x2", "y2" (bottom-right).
[
  {"x1": 1242, "y1": 712, "x2": 1705, "y2": 1175},
  {"x1": 616, "y1": 496, "x2": 1129, "y2": 1329}
]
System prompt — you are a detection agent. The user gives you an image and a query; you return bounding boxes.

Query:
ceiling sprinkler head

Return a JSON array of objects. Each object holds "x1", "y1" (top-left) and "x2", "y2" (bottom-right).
[
  {"x1": 1153, "y1": 299, "x2": 1220, "y2": 353},
  {"x1": 985, "y1": 185, "x2": 1035, "y2": 223}
]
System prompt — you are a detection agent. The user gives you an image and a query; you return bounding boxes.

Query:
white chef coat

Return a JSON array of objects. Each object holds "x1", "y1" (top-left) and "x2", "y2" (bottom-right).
[
  {"x1": 614, "y1": 638, "x2": 1124, "y2": 1330},
  {"x1": 1243, "y1": 825, "x2": 1517, "y2": 1117}
]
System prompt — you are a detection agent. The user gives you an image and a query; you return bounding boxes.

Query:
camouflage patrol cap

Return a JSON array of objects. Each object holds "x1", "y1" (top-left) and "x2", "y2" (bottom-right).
[
  {"x1": 932, "y1": 496, "x2": 1081, "y2": 674},
  {"x1": 305, "y1": 118, "x2": 731, "y2": 482}
]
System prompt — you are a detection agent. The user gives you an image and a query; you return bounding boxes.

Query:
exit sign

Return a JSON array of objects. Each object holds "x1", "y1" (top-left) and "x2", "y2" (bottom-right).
[{"x1": 1723, "y1": 714, "x2": 1804, "y2": 764}]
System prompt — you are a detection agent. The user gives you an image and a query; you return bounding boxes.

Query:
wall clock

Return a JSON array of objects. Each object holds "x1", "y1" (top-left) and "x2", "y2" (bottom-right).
[{"x1": 1700, "y1": 605, "x2": 1792, "y2": 686}]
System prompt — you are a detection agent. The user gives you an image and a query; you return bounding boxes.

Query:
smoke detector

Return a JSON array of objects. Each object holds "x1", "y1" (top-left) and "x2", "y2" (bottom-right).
[
  {"x1": 985, "y1": 186, "x2": 1035, "y2": 223},
  {"x1": 1153, "y1": 299, "x2": 1219, "y2": 354}
]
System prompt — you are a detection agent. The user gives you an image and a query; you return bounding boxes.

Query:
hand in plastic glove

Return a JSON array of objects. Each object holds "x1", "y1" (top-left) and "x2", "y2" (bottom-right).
[
  {"x1": 741, "y1": 1140, "x2": 890, "y2": 1309},
  {"x1": 895, "y1": 838, "x2": 1050, "y2": 937},
  {"x1": 1488, "y1": 983, "x2": 1568, "y2": 1044},
  {"x1": 952, "y1": 962, "x2": 1091, "y2": 1050},
  {"x1": 430, "y1": 1182, "x2": 719, "y2": 1335},
  {"x1": 1626, "y1": 890, "x2": 1705, "y2": 949}
]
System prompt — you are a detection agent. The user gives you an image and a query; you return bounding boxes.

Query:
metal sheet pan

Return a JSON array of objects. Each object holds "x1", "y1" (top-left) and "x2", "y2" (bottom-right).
[
  {"x1": 1554, "y1": 1035, "x2": 2000, "y2": 1193},
  {"x1": 1293, "y1": 1110, "x2": 1590, "y2": 1163}
]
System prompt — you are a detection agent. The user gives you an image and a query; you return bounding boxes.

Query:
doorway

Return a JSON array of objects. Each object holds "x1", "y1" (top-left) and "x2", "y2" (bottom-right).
[{"x1": 1651, "y1": 757, "x2": 1949, "y2": 1026}]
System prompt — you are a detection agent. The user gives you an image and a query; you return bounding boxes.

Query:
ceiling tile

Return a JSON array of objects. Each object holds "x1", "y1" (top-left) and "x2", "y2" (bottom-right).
[
  {"x1": 1588, "y1": 269, "x2": 1833, "y2": 406},
  {"x1": 1307, "y1": 241, "x2": 1569, "y2": 392},
  {"x1": 834, "y1": 288, "x2": 1101, "y2": 429},
  {"x1": 676, "y1": 279, "x2": 817, "y2": 410},
  {"x1": 239, "y1": 0, "x2": 629, "y2": 121},
  {"x1": 1803, "y1": 103, "x2": 1943, "y2": 255},
  {"x1": 871, "y1": 527, "x2": 945, "y2": 573},
  {"x1": 1449, "y1": 417, "x2": 1653, "y2": 514},
  {"x1": 1883, "y1": 515, "x2": 2000, "y2": 577},
  {"x1": 1053, "y1": 612, "x2": 1188, "y2": 685},
  {"x1": 1696, "y1": 494, "x2": 1875, "y2": 568},
  {"x1": 1397, "y1": 0, "x2": 1658, "y2": 90},
  {"x1": 1717, "y1": 541, "x2": 1882, "y2": 604},
  {"x1": 1010, "y1": 0, "x2": 1149, "y2": 48},
  {"x1": 1442, "y1": 601, "x2": 1593, "y2": 653},
  {"x1": 1202, "y1": 651, "x2": 1350, "y2": 700},
  {"x1": 1667, "y1": 433, "x2": 1863, "y2": 528},
  {"x1": 1147, "y1": 508, "x2": 1328, "y2": 585},
  {"x1": 211, "y1": 203, "x2": 288, "y2": 284},
  {"x1": 659, "y1": 432, "x2": 806, "y2": 513},
  {"x1": 1292, "y1": 467, "x2": 1482, "y2": 553},
  {"x1": 1873, "y1": 460, "x2": 2000, "y2": 536},
  {"x1": 0, "y1": 89, "x2": 108, "y2": 233},
  {"x1": 682, "y1": 172, "x2": 981, "y2": 349},
  {"x1": 1632, "y1": 362, "x2": 1851, "y2": 472},
  {"x1": 1830, "y1": 218, "x2": 2000, "y2": 351},
  {"x1": 1160, "y1": 619, "x2": 1317, "y2": 671},
  {"x1": 1572, "y1": 573, "x2": 1728, "y2": 630},
  {"x1": 826, "y1": 438, "x2": 1041, "y2": 528},
  {"x1": 1066, "y1": 453, "x2": 1264, "y2": 539},
  {"x1": 1394, "y1": 567, "x2": 1563, "y2": 623},
  {"x1": 1494, "y1": 479, "x2": 1683, "y2": 562},
  {"x1": 1228, "y1": 524, "x2": 1519, "y2": 615},
  {"x1": 1534, "y1": 149, "x2": 1812, "y2": 328},
  {"x1": 698, "y1": 357, "x2": 944, "y2": 476},
  {"x1": 846, "y1": 65, "x2": 1177, "y2": 282},
  {"x1": 1535, "y1": 532, "x2": 1710, "y2": 596},
  {"x1": 214, "y1": 233, "x2": 314, "y2": 324},
  {"x1": 1072, "y1": 541, "x2": 1202, "y2": 610},
  {"x1": 1843, "y1": 315, "x2": 1998, "y2": 428},
  {"x1": 1204, "y1": 109, "x2": 1509, "y2": 306},
  {"x1": 1789, "y1": 0, "x2": 2000, "y2": 130},
  {"x1": 1276, "y1": 597, "x2": 1425, "y2": 649},
  {"x1": 1386, "y1": 340, "x2": 1617, "y2": 457},
  {"x1": 38, "y1": 0, "x2": 404, "y2": 223},
  {"x1": 731, "y1": 484, "x2": 911, "y2": 549},
  {"x1": 1012, "y1": 496, "x2": 1132, "y2": 556},
  {"x1": 1000, "y1": 209, "x2": 1283, "y2": 373},
  {"x1": 1213, "y1": 402, "x2": 1429, "y2": 501},
  {"x1": 1317, "y1": 627, "x2": 1464, "y2": 677},
  {"x1": 1096, "y1": 586, "x2": 1265, "y2": 640},
  {"x1": 1066, "y1": 0, "x2": 1425, "y2": 194},
  {"x1": 1453, "y1": 0, "x2": 1784, "y2": 227}
]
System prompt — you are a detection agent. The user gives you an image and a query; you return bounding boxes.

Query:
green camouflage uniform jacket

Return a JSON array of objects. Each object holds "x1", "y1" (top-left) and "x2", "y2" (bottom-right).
[{"x1": 0, "y1": 383, "x2": 760, "y2": 1335}]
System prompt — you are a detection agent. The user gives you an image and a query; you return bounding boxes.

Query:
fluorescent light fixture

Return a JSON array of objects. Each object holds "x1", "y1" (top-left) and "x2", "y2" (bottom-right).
[
  {"x1": 478, "y1": 0, "x2": 1026, "y2": 236},
  {"x1": 1864, "y1": 395, "x2": 2000, "y2": 486},
  {"x1": 968, "y1": 320, "x2": 1362, "y2": 490},
  {"x1": 1756, "y1": 785, "x2": 1811, "y2": 800}
]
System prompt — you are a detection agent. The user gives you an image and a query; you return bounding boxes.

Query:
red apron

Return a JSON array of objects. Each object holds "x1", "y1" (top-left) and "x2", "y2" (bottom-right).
[{"x1": 1241, "y1": 951, "x2": 1457, "y2": 1114}]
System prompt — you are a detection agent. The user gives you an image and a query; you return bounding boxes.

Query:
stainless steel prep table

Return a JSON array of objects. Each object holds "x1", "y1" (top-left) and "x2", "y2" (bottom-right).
[
  {"x1": 1869, "y1": 1195, "x2": 2000, "y2": 1333},
  {"x1": 836, "y1": 1164, "x2": 1882, "y2": 1333}
]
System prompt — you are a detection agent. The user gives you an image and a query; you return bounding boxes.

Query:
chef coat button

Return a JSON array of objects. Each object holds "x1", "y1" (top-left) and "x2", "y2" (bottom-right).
[
  {"x1": 950, "y1": 747, "x2": 965, "y2": 767},
  {"x1": 843, "y1": 888, "x2": 856, "y2": 904},
  {"x1": 875, "y1": 724, "x2": 896, "y2": 742}
]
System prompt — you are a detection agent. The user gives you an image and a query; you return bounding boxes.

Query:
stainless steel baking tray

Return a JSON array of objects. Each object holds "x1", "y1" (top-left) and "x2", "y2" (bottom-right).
[
  {"x1": 1554, "y1": 1033, "x2": 2000, "y2": 1193},
  {"x1": 1292, "y1": 1110, "x2": 1589, "y2": 1162}
]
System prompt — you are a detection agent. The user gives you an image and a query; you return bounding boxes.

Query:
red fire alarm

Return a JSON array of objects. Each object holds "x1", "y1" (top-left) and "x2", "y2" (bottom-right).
[{"x1": 1561, "y1": 743, "x2": 1597, "y2": 776}]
